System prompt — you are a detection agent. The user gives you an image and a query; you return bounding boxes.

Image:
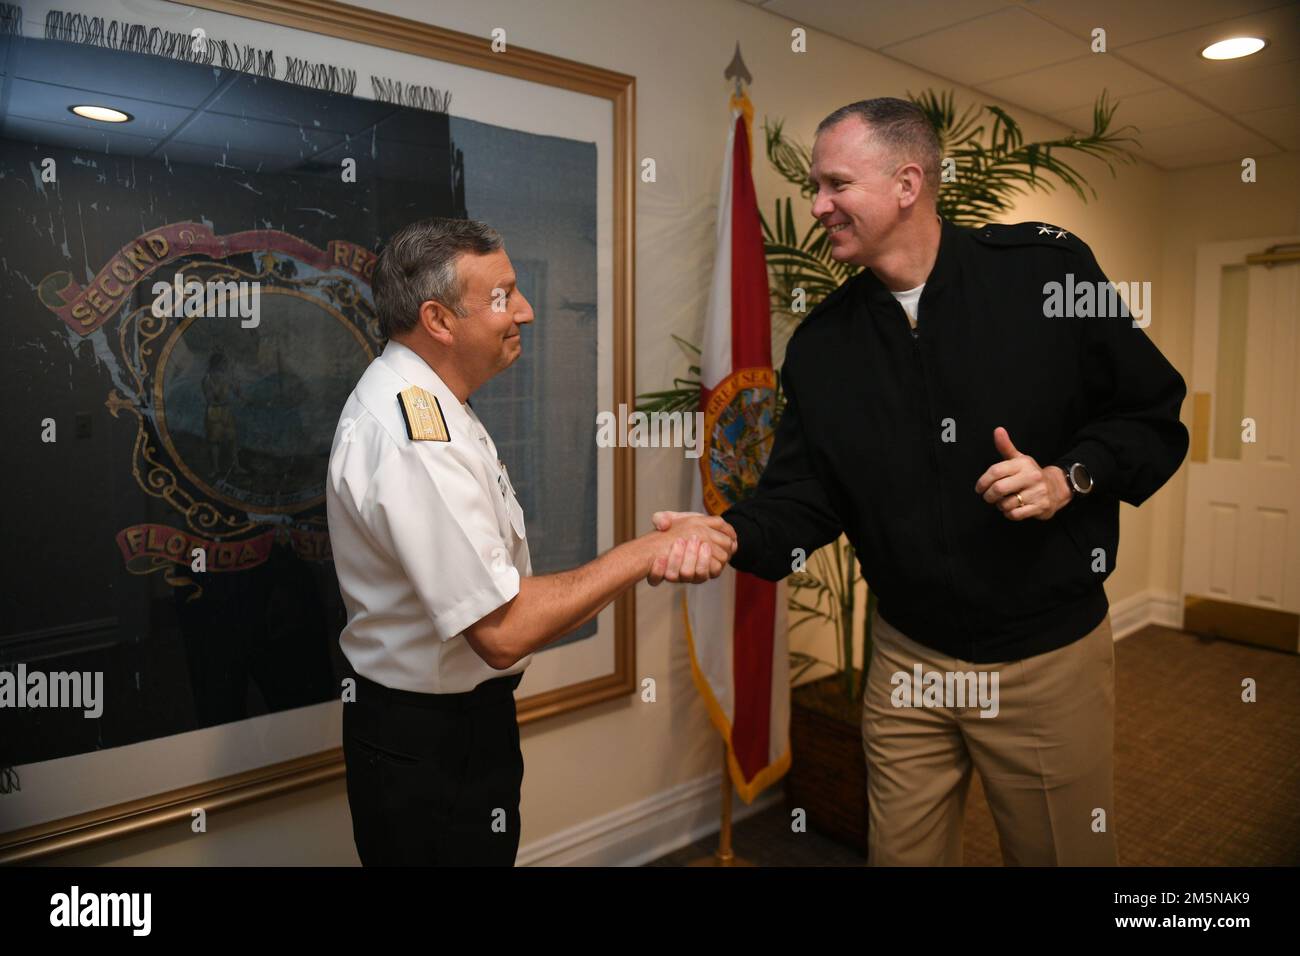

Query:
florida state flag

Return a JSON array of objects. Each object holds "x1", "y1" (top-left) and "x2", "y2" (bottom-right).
[{"x1": 682, "y1": 93, "x2": 789, "y2": 803}]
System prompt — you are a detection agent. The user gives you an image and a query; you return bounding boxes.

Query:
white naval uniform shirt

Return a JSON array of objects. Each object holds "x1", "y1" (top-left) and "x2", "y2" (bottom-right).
[{"x1": 326, "y1": 340, "x2": 531, "y2": 693}]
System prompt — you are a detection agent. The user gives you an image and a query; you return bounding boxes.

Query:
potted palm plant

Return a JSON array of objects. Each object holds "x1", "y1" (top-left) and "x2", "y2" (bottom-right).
[{"x1": 640, "y1": 89, "x2": 1138, "y2": 853}]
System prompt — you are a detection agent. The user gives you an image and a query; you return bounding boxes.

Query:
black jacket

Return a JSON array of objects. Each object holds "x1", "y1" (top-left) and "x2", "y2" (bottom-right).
[{"x1": 723, "y1": 218, "x2": 1189, "y2": 662}]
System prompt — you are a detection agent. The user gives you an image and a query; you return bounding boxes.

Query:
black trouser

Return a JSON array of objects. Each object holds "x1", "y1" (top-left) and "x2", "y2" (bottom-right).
[{"x1": 342, "y1": 671, "x2": 524, "y2": 866}]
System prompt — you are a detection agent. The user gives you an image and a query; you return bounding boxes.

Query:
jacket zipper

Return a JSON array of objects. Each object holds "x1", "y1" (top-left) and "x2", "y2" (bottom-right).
[{"x1": 908, "y1": 310, "x2": 967, "y2": 650}]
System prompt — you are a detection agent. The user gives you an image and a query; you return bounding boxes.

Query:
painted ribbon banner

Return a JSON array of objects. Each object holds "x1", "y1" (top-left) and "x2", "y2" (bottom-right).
[
  {"x1": 116, "y1": 523, "x2": 277, "y2": 573},
  {"x1": 115, "y1": 523, "x2": 332, "y2": 573},
  {"x1": 37, "y1": 222, "x2": 379, "y2": 335}
]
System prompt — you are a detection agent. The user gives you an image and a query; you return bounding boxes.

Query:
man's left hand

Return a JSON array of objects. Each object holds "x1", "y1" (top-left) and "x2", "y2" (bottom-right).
[{"x1": 974, "y1": 426, "x2": 1072, "y2": 521}]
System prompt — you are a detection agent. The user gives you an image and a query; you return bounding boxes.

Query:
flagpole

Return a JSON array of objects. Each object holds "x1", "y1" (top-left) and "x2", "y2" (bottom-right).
[
  {"x1": 687, "y1": 41, "x2": 760, "y2": 870},
  {"x1": 715, "y1": 744, "x2": 739, "y2": 864},
  {"x1": 687, "y1": 743, "x2": 754, "y2": 867},
  {"x1": 717, "y1": 749, "x2": 738, "y2": 868}
]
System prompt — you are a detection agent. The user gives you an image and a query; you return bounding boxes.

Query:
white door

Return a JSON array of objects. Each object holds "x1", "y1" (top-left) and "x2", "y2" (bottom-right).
[{"x1": 1182, "y1": 236, "x2": 1300, "y2": 652}]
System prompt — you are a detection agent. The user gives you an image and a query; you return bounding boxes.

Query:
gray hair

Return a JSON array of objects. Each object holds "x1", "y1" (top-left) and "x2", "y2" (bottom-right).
[
  {"x1": 816, "y1": 98, "x2": 941, "y2": 197},
  {"x1": 373, "y1": 217, "x2": 503, "y2": 338}
]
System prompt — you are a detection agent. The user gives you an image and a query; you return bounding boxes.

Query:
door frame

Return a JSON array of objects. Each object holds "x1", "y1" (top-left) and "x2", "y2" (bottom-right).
[{"x1": 1182, "y1": 233, "x2": 1300, "y2": 649}]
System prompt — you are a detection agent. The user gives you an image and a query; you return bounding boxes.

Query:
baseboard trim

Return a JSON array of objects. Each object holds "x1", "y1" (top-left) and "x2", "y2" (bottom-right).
[
  {"x1": 1109, "y1": 589, "x2": 1181, "y2": 640},
  {"x1": 517, "y1": 770, "x2": 781, "y2": 867}
]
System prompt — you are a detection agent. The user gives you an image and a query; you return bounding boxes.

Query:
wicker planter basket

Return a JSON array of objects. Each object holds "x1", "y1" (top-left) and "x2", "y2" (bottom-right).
[{"x1": 785, "y1": 669, "x2": 869, "y2": 856}]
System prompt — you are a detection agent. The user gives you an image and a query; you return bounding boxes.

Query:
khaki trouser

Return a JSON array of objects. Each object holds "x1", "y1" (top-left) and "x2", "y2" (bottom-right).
[{"x1": 861, "y1": 607, "x2": 1117, "y2": 866}]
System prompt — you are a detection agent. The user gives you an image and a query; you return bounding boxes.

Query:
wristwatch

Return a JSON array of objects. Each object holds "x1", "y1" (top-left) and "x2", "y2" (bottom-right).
[{"x1": 1066, "y1": 461, "x2": 1094, "y2": 496}]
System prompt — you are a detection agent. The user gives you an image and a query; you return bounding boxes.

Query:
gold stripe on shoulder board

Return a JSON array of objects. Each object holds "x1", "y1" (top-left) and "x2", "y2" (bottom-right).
[{"x1": 397, "y1": 385, "x2": 450, "y2": 442}]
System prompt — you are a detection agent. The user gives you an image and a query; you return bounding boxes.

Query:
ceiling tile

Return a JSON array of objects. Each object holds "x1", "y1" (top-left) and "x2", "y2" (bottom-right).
[
  {"x1": 1235, "y1": 103, "x2": 1300, "y2": 148},
  {"x1": 879, "y1": 6, "x2": 1087, "y2": 85},
  {"x1": 1113, "y1": 4, "x2": 1299, "y2": 84},
  {"x1": 762, "y1": 0, "x2": 1010, "y2": 50},
  {"x1": 1130, "y1": 114, "x2": 1277, "y2": 167},
  {"x1": 1050, "y1": 86, "x2": 1218, "y2": 134},
  {"x1": 1182, "y1": 55, "x2": 1300, "y2": 112},
  {"x1": 1024, "y1": 0, "x2": 1290, "y2": 46},
  {"x1": 979, "y1": 51, "x2": 1164, "y2": 114}
]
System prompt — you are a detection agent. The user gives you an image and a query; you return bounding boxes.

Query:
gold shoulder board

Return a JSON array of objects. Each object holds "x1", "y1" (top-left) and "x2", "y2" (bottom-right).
[{"x1": 397, "y1": 386, "x2": 450, "y2": 442}]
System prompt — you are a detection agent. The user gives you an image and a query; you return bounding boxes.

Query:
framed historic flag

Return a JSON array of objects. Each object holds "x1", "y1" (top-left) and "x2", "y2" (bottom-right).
[{"x1": 0, "y1": 0, "x2": 635, "y2": 860}]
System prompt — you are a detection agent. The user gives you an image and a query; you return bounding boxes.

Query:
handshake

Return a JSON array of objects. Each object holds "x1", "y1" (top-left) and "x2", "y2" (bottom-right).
[{"x1": 642, "y1": 510, "x2": 738, "y2": 587}]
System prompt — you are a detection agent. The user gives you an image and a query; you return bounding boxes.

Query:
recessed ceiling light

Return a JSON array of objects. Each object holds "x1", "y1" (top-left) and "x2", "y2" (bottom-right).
[
  {"x1": 69, "y1": 105, "x2": 133, "y2": 123},
  {"x1": 1201, "y1": 37, "x2": 1266, "y2": 60}
]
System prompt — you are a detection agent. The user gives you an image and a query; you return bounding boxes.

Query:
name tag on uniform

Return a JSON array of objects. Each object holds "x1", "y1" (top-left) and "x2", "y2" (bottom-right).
[
  {"x1": 497, "y1": 459, "x2": 515, "y2": 500},
  {"x1": 498, "y1": 460, "x2": 526, "y2": 539},
  {"x1": 397, "y1": 386, "x2": 450, "y2": 442}
]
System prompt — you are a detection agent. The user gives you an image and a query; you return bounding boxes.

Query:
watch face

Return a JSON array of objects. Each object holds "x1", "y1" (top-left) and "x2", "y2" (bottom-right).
[{"x1": 1071, "y1": 463, "x2": 1093, "y2": 493}]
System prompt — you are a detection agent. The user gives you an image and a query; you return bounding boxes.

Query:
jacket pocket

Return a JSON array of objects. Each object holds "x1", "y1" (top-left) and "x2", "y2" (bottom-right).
[
  {"x1": 351, "y1": 736, "x2": 420, "y2": 766},
  {"x1": 991, "y1": 513, "x2": 1097, "y2": 622}
]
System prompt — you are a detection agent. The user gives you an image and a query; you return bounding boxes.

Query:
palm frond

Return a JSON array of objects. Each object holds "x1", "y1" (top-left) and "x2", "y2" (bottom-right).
[
  {"x1": 764, "y1": 117, "x2": 816, "y2": 198},
  {"x1": 914, "y1": 89, "x2": 1138, "y2": 226}
]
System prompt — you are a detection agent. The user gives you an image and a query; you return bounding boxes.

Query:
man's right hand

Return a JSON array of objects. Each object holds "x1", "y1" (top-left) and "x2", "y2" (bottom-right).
[{"x1": 646, "y1": 511, "x2": 737, "y2": 586}]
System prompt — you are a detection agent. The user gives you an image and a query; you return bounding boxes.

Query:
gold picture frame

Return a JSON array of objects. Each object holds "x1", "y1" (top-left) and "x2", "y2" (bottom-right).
[{"x1": 1, "y1": 0, "x2": 635, "y2": 862}]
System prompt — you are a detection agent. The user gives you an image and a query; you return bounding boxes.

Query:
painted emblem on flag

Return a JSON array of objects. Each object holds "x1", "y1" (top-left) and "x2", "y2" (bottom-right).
[
  {"x1": 37, "y1": 223, "x2": 379, "y2": 595},
  {"x1": 700, "y1": 366, "x2": 776, "y2": 515}
]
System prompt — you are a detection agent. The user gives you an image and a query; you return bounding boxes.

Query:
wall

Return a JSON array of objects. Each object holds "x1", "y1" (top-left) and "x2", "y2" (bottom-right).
[{"x1": 39, "y1": 0, "x2": 1287, "y2": 866}]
